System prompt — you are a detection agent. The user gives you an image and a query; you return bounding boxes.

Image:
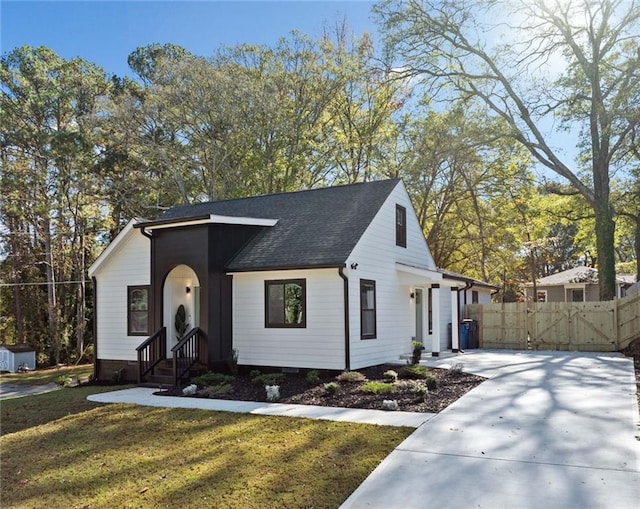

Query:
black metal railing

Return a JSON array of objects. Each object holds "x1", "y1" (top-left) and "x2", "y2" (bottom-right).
[
  {"x1": 136, "y1": 327, "x2": 167, "y2": 383},
  {"x1": 171, "y1": 327, "x2": 207, "y2": 386}
]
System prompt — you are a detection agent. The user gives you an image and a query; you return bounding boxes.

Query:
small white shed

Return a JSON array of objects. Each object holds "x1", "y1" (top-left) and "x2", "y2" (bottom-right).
[{"x1": 0, "y1": 345, "x2": 36, "y2": 373}]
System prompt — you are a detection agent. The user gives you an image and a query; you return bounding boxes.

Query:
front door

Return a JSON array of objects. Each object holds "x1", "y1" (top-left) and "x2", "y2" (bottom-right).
[
  {"x1": 415, "y1": 288, "x2": 423, "y2": 343},
  {"x1": 163, "y1": 265, "x2": 200, "y2": 357}
]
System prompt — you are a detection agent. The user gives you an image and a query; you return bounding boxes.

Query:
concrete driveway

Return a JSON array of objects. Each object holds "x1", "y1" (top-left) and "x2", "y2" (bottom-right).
[
  {"x1": 0, "y1": 382, "x2": 59, "y2": 400},
  {"x1": 341, "y1": 350, "x2": 640, "y2": 509}
]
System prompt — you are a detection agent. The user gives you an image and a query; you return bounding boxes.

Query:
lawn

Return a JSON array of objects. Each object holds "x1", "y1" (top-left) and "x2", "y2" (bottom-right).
[
  {"x1": 0, "y1": 364, "x2": 94, "y2": 386},
  {"x1": 1, "y1": 387, "x2": 412, "y2": 508}
]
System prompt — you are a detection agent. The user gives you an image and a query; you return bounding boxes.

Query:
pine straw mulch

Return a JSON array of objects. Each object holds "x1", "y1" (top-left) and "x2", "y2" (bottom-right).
[{"x1": 157, "y1": 363, "x2": 486, "y2": 414}]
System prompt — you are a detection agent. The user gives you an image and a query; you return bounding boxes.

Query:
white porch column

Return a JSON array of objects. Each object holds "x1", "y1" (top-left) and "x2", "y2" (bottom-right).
[
  {"x1": 451, "y1": 287, "x2": 460, "y2": 352},
  {"x1": 431, "y1": 284, "x2": 440, "y2": 356}
]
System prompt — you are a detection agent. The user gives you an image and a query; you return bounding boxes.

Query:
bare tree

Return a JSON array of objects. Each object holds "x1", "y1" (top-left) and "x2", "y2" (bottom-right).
[{"x1": 376, "y1": 0, "x2": 640, "y2": 299}]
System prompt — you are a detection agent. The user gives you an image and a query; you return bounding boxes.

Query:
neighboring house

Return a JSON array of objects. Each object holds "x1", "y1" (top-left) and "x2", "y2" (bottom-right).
[
  {"x1": 524, "y1": 266, "x2": 634, "y2": 302},
  {"x1": 89, "y1": 179, "x2": 478, "y2": 383},
  {"x1": 627, "y1": 280, "x2": 640, "y2": 296},
  {"x1": 0, "y1": 344, "x2": 36, "y2": 373}
]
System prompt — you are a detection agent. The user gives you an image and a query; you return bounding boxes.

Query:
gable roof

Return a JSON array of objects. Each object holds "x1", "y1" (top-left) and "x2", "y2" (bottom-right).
[
  {"x1": 88, "y1": 219, "x2": 142, "y2": 278},
  {"x1": 533, "y1": 266, "x2": 631, "y2": 286},
  {"x1": 145, "y1": 179, "x2": 402, "y2": 271}
]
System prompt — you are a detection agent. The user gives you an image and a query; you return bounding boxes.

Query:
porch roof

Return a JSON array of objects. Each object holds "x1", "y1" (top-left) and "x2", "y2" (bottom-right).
[{"x1": 395, "y1": 262, "x2": 463, "y2": 288}]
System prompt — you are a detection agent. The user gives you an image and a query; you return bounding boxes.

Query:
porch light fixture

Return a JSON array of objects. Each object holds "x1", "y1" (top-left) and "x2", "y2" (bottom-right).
[
  {"x1": 185, "y1": 286, "x2": 191, "y2": 294},
  {"x1": 410, "y1": 292, "x2": 415, "y2": 299}
]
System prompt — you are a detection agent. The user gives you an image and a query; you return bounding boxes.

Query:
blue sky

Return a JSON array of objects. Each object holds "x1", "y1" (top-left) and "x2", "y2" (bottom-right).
[{"x1": 1, "y1": 1, "x2": 378, "y2": 77}]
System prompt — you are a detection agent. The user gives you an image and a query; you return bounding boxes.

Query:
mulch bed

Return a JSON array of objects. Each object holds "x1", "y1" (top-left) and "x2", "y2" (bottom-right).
[
  {"x1": 156, "y1": 363, "x2": 486, "y2": 413},
  {"x1": 621, "y1": 338, "x2": 640, "y2": 390}
]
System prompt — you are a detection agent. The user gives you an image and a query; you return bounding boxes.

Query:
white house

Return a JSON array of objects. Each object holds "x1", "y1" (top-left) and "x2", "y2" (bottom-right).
[{"x1": 88, "y1": 179, "x2": 483, "y2": 384}]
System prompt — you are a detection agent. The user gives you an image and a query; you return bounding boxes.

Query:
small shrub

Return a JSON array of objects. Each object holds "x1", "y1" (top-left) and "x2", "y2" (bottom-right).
[
  {"x1": 249, "y1": 369, "x2": 262, "y2": 379},
  {"x1": 193, "y1": 372, "x2": 235, "y2": 387},
  {"x1": 412, "y1": 384, "x2": 428, "y2": 397},
  {"x1": 425, "y1": 374, "x2": 438, "y2": 390},
  {"x1": 399, "y1": 364, "x2": 430, "y2": 380},
  {"x1": 55, "y1": 375, "x2": 71, "y2": 387},
  {"x1": 265, "y1": 385, "x2": 280, "y2": 402},
  {"x1": 450, "y1": 362, "x2": 464, "y2": 375},
  {"x1": 306, "y1": 369, "x2": 320, "y2": 385},
  {"x1": 228, "y1": 348, "x2": 239, "y2": 375},
  {"x1": 206, "y1": 383, "x2": 232, "y2": 396},
  {"x1": 182, "y1": 384, "x2": 197, "y2": 396},
  {"x1": 252, "y1": 372, "x2": 285, "y2": 387},
  {"x1": 411, "y1": 340, "x2": 423, "y2": 365},
  {"x1": 361, "y1": 381, "x2": 395, "y2": 395},
  {"x1": 324, "y1": 382, "x2": 339, "y2": 394},
  {"x1": 111, "y1": 368, "x2": 125, "y2": 384},
  {"x1": 336, "y1": 371, "x2": 366, "y2": 383},
  {"x1": 382, "y1": 399, "x2": 399, "y2": 411},
  {"x1": 383, "y1": 370, "x2": 398, "y2": 382}
]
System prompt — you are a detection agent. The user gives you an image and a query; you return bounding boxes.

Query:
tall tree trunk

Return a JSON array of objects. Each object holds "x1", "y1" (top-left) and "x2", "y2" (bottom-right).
[
  {"x1": 594, "y1": 202, "x2": 617, "y2": 300},
  {"x1": 10, "y1": 218, "x2": 24, "y2": 344},
  {"x1": 634, "y1": 216, "x2": 640, "y2": 282},
  {"x1": 75, "y1": 224, "x2": 86, "y2": 358},
  {"x1": 43, "y1": 216, "x2": 60, "y2": 364}
]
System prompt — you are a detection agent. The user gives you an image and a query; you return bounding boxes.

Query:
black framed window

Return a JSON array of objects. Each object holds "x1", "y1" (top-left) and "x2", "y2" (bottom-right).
[
  {"x1": 472, "y1": 290, "x2": 479, "y2": 304},
  {"x1": 360, "y1": 279, "x2": 377, "y2": 339},
  {"x1": 396, "y1": 204, "x2": 406, "y2": 247},
  {"x1": 127, "y1": 285, "x2": 150, "y2": 336},
  {"x1": 265, "y1": 279, "x2": 306, "y2": 328}
]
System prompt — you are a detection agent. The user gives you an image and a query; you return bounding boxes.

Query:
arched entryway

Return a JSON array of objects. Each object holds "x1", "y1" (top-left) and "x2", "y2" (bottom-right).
[{"x1": 163, "y1": 265, "x2": 200, "y2": 356}]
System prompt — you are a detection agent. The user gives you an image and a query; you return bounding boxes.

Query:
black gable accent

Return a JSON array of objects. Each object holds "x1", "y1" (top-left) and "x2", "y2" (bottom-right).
[{"x1": 154, "y1": 179, "x2": 401, "y2": 271}]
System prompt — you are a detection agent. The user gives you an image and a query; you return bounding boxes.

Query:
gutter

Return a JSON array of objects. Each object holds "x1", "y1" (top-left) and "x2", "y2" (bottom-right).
[
  {"x1": 92, "y1": 276, "x2": 99, "y2": 381},
  {"x1": 338, "y1": 267, "x2": 350, "y2": 371},
  {"x1": 138, "y1": 225, "x2": 153, "y2": 240}
]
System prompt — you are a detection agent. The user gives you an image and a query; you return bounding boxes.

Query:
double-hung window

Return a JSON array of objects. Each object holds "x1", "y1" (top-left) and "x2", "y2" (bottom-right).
[
  {"x1": 127, "y1": 285, "x2": 150, "y2": 336},
  {"x1": 265, "y1": 279, "x2": 306, "y2": 328},
  {"x1": 360, "y1": 279, "x2": 377, "y2": 339}
]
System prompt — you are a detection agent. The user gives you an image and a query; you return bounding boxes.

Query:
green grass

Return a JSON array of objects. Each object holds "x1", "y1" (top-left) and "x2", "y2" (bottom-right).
[
  {"x1": 1, "y1": 385, "x2": 131, "y2": 435},
  {"x1": 0, "y1": 386, "x2": 412, "y2": 508},
  {"x1": 0, "y1": 364, "x2": 94, "y2": 386}
]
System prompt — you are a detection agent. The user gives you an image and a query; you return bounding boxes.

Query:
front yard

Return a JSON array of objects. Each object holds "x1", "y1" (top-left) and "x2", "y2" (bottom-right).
[{"x1": 1, "y1": 383, "x2": 411, "y2": 508}]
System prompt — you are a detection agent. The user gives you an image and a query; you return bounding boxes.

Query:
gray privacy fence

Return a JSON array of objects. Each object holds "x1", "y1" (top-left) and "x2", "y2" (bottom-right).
[{"x1": 465, "y1": 293, "x2": 640, "y2": 352}]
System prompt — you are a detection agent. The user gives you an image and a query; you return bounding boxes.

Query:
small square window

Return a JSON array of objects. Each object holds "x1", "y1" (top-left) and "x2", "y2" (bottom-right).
[
  {"x1": 265, "y1": 279, "x2": 306, "y2": 328},
  {"x1": 128, "y1": 286, "x2": 149, "y2": 336}
]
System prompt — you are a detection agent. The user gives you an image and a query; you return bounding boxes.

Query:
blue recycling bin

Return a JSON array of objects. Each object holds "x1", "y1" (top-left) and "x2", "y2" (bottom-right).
[{"x1": 460, "y1": 321, "x2": 470, "y2": 350}]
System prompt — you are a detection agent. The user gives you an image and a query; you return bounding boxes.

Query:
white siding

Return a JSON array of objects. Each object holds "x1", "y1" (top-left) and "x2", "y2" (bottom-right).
[
  {"x1": 92, "y1": 228, "x2": 150, "y2": 361},
  {"x1": 232, "y1": 268, "x2": 345, "y2": 369},
  {"x1": 347, "y1": 182, "x2": 438, "y2": 369}
]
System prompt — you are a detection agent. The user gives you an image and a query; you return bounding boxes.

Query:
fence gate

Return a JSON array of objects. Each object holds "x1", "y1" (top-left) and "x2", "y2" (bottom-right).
[
  {"x1": 466, "y1": 294, "x2": 637, "y2": 352},
  {"x1": 528, "y1": 301, "x2": 616, "y2": 351}
]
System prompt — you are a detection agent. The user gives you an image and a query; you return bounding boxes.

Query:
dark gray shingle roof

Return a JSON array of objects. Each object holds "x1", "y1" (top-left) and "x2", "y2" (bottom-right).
[{"x1": 157, "y1": 179, "x2": 401, "y2": 271}]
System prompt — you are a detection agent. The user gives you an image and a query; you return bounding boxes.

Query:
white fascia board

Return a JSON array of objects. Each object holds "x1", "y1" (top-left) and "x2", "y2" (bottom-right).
[
  {"x1": 144, "y1": 214, "x2": 278, "y2": 230},
  {"x1": 395, "y1": 262, "x2": 459, "y2": 286},
  {"x1": 88, "y1": 219, "x2": 140, "y2": 278},
  {"x1": 210, "y1": 214, "x2": 278, "y2": 227}
]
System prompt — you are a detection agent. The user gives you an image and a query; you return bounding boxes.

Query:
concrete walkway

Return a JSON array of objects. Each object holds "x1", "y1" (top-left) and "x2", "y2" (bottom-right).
[
  {"x1": 87, "y1": 387, "x2": 434, "y2": 427},
  {"x1": 342, "y1": 350, "x2": 640, "y2": 509}
]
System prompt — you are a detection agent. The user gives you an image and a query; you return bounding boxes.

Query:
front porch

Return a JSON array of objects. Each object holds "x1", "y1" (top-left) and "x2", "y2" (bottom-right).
[{"x1": 136, "y1": 326, "x2": 208, "y2": 386}]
